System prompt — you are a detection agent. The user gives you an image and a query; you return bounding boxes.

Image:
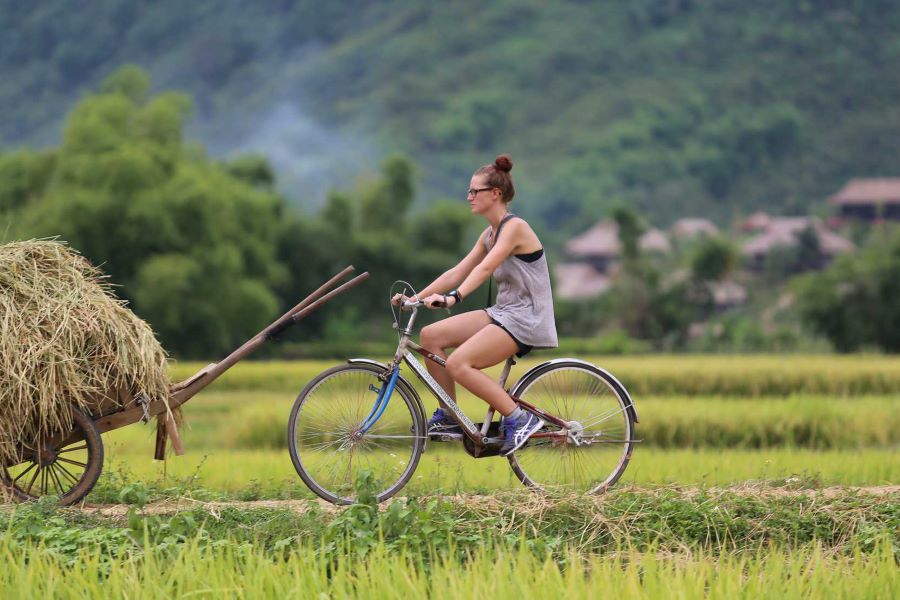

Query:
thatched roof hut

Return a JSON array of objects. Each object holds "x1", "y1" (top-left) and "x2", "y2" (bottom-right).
[
  {"x1": 742, "y1": 217, "x2": 854, "y2": 270},
  {"x1": 710, "y1": 280, "x2": 748, "y2": 308},
  {"x1": 639, "y1": 228, "x2": 672, "y2": 254},
  {"x1": 553, "y1": 263, "x2": 612, "y2": 300},
  {"x1": 671, "y1": 218, "x2": 719, "y2": 239},
  {"x1": 739, "y1": 212, "x2": 772, "y2": 232},
  {"x1": 565, "y1": 220, "x2": 671, "y2": 273},
  {"x1": 566, "y1": 221, "x2": 621, "y2": 258},
  {"x1": 829, "y1": 178, "x2": 900, "y2": 221}
]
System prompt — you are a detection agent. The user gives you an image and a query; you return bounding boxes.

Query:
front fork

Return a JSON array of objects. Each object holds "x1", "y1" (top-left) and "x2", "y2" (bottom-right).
[{"x1": 358, "y1": 366, "x2": 401, "y2": 434}]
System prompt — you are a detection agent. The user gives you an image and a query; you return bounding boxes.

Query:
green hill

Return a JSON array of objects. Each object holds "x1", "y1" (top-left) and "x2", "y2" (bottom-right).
[{"x1": 2, "y1": 0, "x2": 899, "y2": 231}]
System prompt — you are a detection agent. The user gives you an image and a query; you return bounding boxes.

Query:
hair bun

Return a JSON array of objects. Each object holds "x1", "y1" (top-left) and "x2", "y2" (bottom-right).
[{"x1": 493, "y1": 154, "x2": 513, "y2": 172}]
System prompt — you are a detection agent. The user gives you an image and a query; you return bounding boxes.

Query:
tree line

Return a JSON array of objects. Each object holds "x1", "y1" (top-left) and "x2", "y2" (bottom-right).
[
  {"x1": 0, "y1": 68, "x2": 475, "y2": 357},
  {"x1": 3, "y1": 1, "x2": 900, "y2": 231},
  {"x1": 2, "y1": 68, "x2": 898, "y2": 356}
]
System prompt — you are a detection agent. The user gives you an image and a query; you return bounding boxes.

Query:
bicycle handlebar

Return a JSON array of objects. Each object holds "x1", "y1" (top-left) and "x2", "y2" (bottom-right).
[
  {"x1": 401, "y1": 298, "x2": 450, "y2": 309},
  {"x1": 401, "y1": 299, "x2": 425, "y2": 310}
]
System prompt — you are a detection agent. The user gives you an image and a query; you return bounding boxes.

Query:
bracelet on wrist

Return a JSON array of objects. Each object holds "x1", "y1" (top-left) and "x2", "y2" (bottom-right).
[{"x1": 447, "y1": 289, "x2": 463, "y2": 305}]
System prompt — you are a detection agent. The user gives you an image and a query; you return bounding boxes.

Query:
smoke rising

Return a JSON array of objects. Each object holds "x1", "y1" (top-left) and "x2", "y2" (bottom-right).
[{"x1": 214, "y1": 102, "x2": 377, "y2": 209}]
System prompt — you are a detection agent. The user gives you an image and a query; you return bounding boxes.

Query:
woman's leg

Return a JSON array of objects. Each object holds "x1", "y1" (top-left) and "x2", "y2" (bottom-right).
[
  {"x1": 445, "y1": 325, "x2": 519, "y2": 415},
  {"x1": 419, "y1": 310, "x2": 492, "y2": 400}
]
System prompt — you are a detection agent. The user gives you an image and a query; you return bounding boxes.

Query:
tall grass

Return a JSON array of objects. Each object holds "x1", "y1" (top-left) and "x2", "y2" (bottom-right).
[
  {"x1": 132, "y1": 387, "x2": 900, "y2": 452},
  {"x1": 93, "y1": 444, "x2": 900, "y2": 500},
  {"x1": 94, "y1": 358, "x2": 900, "y2": 499},
  {"x1": 0, "y1": 536, "x2": 895, "y2": 599},
  {"x1": 217, "y1": 394, "x2": 900, "y2": 451},
  {"x1": 169, "y1": 355, "x2": 900, "y2": 396},
  {"x1": 642, "y1": 395, "x2": 900, "y2": 449}
]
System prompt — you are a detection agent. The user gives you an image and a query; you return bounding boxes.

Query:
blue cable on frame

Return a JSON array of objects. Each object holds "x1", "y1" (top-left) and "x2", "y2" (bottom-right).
[{"x1": 360, "y1": 367, "x2": 399, "y2": 433}]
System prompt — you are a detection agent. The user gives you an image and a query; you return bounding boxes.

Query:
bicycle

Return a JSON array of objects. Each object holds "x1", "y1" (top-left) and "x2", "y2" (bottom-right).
[{"x1": 287, "y1": 282, "x2": 639, "y2": 504}]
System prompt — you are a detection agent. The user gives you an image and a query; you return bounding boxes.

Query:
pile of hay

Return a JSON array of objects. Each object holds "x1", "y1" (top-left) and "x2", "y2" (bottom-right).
[{"x1": 0, "y1": 240, "x2": 170, "y2": 465}]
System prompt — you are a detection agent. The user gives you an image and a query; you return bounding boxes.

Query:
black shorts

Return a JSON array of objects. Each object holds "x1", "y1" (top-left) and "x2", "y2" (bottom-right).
[{"x1": 487, "y1": 314, "x2": 533, "y2": 358}]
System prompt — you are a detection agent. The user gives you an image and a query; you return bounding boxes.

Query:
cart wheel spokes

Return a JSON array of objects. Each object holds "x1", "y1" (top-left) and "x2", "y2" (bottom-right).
[{"x1": 1, "y1": 406, "x2": 104, "y2": 506}]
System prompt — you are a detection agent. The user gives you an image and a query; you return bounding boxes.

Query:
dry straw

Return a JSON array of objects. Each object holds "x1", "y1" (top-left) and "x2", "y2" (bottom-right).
[{"x1": 0, "y1": 240, "x2": 170, "y2": 466}]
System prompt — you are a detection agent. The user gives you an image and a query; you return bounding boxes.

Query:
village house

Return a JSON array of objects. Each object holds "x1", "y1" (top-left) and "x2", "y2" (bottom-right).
[
  {"x1": 663, "y1": 268, "x2": 748, "y2": 313},
  {"x1": 829, "y1": 178, "x2": 900, "y2": 221},
  {"x1": 563, "y1": 220, "x2": 671, "y2": 274},
  {"x1": 709, "y1": 280, "x2": 748, "y2": 310},
  {"x1": 553, "y1": 262, "x2": 612, "y2": 300},
  {"x1": 742, "y1": 216, "x2": 854, "y2": 271},
  {"x1": 556, "y1": 218, "x2": 748, "y2": 310},
  {"x1": 555, "y1": 220, "x2": 671, "y2": 300},
  {"x1": 738, "y1": 211, "x2": 772, "y2": 233},
  {"x1": 671, "y1": 217, "x2": 719, "y2": 239}
]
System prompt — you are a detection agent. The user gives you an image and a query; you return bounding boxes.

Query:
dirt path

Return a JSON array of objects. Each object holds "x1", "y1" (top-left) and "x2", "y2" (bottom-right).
[{"x1": 74, "y1": 484, "x2": 899, "y2": 518}]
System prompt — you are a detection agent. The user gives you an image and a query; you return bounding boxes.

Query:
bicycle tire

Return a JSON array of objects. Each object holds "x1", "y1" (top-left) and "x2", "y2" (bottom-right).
[
  {"x1": 1, "y1": 406, "x2": 104, "y2": 506},
  {"x1": 506, "y1": 360, "x2": 636, "y2": 494},
  {"x1": 287, "y1": 363, "x2": 426, "y2": 505}
]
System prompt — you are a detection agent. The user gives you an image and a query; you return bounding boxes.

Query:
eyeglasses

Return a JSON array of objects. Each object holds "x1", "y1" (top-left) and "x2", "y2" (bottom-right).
[{"x1": 467, "y1": 187, "x2": 494, "y2": 197}]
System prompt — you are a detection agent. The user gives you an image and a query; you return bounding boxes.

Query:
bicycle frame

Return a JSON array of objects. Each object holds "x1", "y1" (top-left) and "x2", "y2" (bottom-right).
[
  {"x1": 359, "y1": 300, "x2": 571, "y2": 447},
  {"x1": 287, "y1": 285, "x2": 640, "y2": 503}
]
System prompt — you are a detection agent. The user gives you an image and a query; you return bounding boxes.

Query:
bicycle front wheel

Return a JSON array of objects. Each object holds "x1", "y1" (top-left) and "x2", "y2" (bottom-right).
[
  {"x1": 507, "y1": 360, "x2": 636, "y2": 494},
  {"x1": 287, "y1": 363, "x2": 425, "y2": 504}
]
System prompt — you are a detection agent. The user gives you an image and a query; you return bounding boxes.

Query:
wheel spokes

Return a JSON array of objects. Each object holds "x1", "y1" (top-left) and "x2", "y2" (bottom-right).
[
  {"x1": 54, "y1": 462, "x2": 81, "y2": 485},
  {"x1": 3, "y1": 428, "x2": 92, "y2": 500},
  {"x1": 56, "y1": 456, "x2": 87, "y2": 468},
  {"x1": 48, "y1": 465, "x2": 65, "y2": 496},
  {"x1": 511, "y1": 365, "x2": 633, "y2": 493},
  {"x1": 57, "y1": 444, "x2": 88, "y2": 454},
  {"x1": 12, "y1": 462, "x2": 37, "y2": 484},
  {"x1": 24, "y1": 463, "x2": 41, "y2": 495},
  {"x1": 293, "y1": 368, "x2": 421, "y2": 501}
]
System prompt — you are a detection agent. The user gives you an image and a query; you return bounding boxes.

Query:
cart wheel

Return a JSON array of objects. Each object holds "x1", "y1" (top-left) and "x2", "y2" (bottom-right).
[{"x1": 1, "y1": 406, "x2": 104, "y2": 506}]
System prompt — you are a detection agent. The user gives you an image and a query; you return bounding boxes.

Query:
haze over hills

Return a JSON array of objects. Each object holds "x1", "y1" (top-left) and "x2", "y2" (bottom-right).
[{"x1": 2, "y1": 0, "x2": 899, "y2": 232}]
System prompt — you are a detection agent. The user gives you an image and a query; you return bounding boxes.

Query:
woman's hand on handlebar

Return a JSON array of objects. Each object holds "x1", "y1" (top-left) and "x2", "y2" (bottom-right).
[
  {"x1": 391, "y1": 293, "x2": 411, "y2": 306},
  {"x1": 422, "y1": 293, "x2": 457, "y2": 309},
  {"x1": 392, "y1": 293, "x2": 424, "y2": 311}
]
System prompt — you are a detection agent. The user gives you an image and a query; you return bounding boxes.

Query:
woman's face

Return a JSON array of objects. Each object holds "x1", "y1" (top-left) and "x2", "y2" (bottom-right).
[{"x1": 467, "y1": 175, "x2": 500, "y2": 215}]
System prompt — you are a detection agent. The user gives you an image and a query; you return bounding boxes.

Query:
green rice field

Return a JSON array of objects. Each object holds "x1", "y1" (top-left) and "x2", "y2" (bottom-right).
[
  {"x1": 96, "y1": 355, "x2": 900, "y2": 498},
  {"x1": 4, "y1": 356, "x2": 899, "y2": 598}
]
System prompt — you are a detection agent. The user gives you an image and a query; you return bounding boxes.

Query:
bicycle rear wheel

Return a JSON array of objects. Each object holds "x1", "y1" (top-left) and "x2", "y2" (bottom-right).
[
  {"x1": 507, "y1": 360, "x2": 636, "y2": 494},
  {"x1": 287, "y1": 363, "x2": 425, "y2": 504}
]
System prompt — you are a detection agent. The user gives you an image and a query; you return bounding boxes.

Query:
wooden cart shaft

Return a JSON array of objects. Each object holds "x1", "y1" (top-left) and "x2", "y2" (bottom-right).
[{"x1": 96, "y1": 267, "x2": 369, "y2": 438}]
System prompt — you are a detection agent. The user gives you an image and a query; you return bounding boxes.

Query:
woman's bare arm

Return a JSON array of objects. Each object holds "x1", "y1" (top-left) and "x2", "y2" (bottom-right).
[
  {"x1": 453, "y1": 220, "x2": 527, "y2": 300},
  {"x1": 416, "y1": 229, "x2": 489, "y2": 298}
]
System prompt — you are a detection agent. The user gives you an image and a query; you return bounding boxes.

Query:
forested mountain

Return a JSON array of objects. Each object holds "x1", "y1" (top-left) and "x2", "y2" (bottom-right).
[{"x1": 2, "y1": 0, "x2": 899, "y2": 232}]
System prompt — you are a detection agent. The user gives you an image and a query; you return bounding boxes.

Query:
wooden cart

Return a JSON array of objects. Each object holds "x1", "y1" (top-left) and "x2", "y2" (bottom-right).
[{"x1": 0, "y1": 267, "x2": 368, "y2": 506}]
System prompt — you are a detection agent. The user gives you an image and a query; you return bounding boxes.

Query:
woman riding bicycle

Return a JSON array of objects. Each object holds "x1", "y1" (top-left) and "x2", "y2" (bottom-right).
[{"x1": 393, "y1": 154, "x2": 558, "y2": 456}]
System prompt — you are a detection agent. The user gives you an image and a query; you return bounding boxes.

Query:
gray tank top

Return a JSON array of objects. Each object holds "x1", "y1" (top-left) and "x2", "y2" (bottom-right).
[{"x1": 484, "y1": 215, "x2": 559, "y2": 348}]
